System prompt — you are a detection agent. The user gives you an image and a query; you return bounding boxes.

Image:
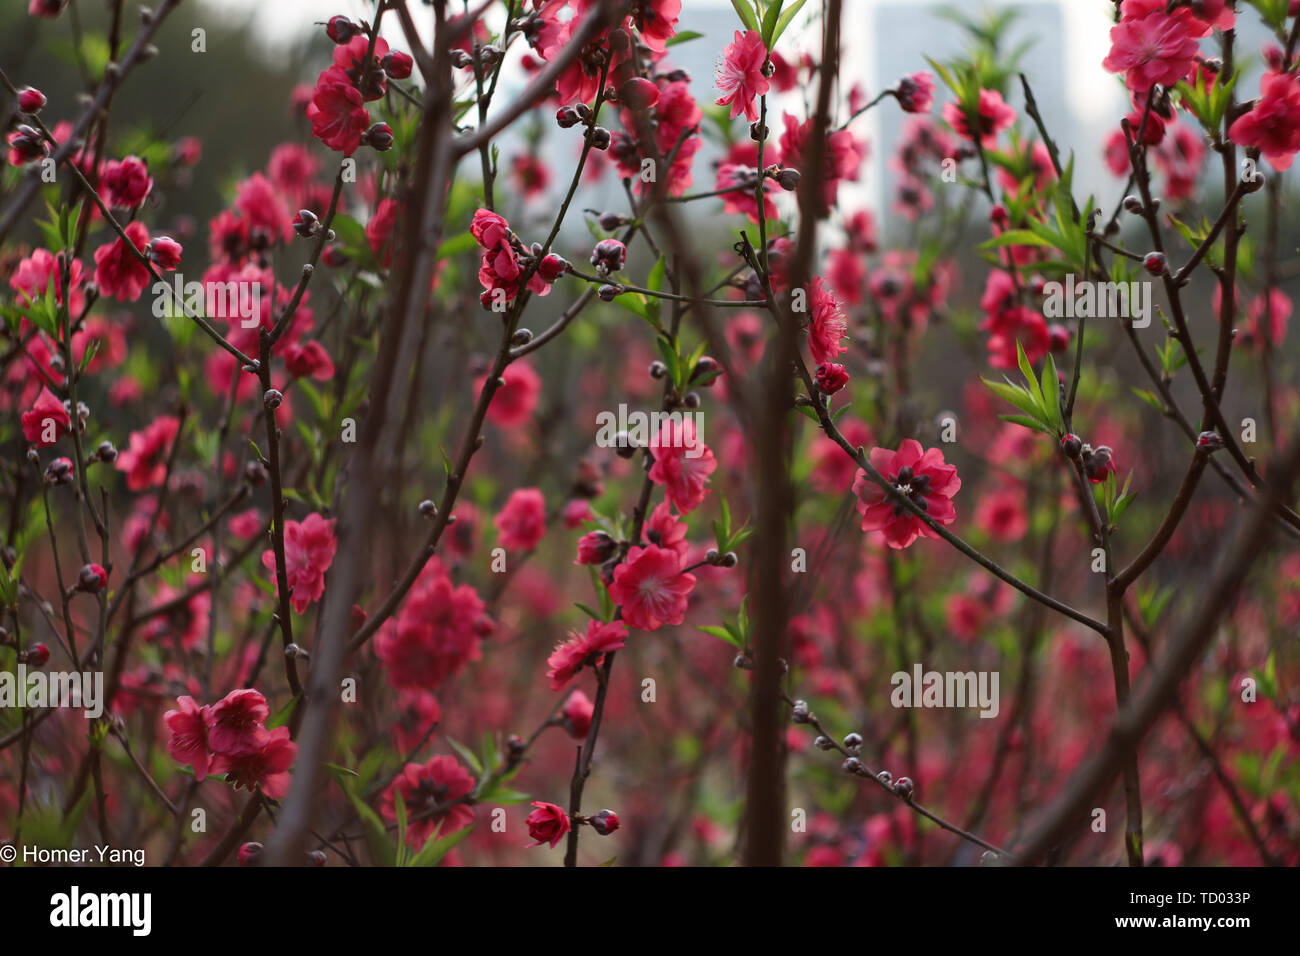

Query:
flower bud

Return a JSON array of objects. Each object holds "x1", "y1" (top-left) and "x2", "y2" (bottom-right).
[
  {"x1": 814, "y1": 735, "x2": 834, "y2": 751},
  {"x1": 588, "y1": 126, "x2": 612, "y2": 151},
  {"x1": 382, "y1": 51, "x2": 413, "y2": 80},
  {"x1": 1123, "y1": 195, "x2": 1143, "y2": 215},
  {"x1": 618, "y1": 77, "x2": 659, "y2": 110},
  {"x1": 293, "y1": 209, "x2": 320, "y2": 238},
  {"x1": 791, "y1": 699, "x2": 810, "y2": 723},
  {"x1": 750, "y1": 121, "x2": 768, "y2": 142},
  {"x1": 876, "y1": 770, "x2": 892, "y2": 786},
  {"x1": 23, "y1": 643, "x2": 50, "y2": 667},
  {"x1": 325, "y1": 15, "x2": 358, "y2": 44},
  {"x1": 245, "y1": 460, "x2": 268, "y2": 486},
  {"x1": 237, "y1": 842, "x2": 263, "y2": 866},
  {"x1": 893, "y1": 776, "x2": 914, "y2": 799},
  {"x1": 148, "y1": 236, "x2": 183, "y2": 270},
  {"x1": 18, "y1": 87, "x2": 46, "y2": 113},
  {"x1": 842, "y1": 756, "x2": 862, "y2": 774},
  {"x1": 591, "y1": 238, "x2": 626, "y2": 274},
  {"x1": 1060, "y1": 433, "x2": 1082, "y2": 459},
  {"x1": 537, "y1": 253, "x2": 568, "y2": 281},
  {"x1": 363, "y1": 122, "x2": 394, "y2": 151},
  {"x1": 815, "y1": 362, "x2": 850, "y2": 394},
  {"x1": 96, "y1": 440, "x2": 117, "y2": 462},
  {"x1": 597, "y1": 283, "x2": 622, "y2": 301},
  {"x1": 556, "y1": 106, "x2": 580, "y2": 129},
  {"x1": 843, "y1": 732, "x2": 862, "y2": 752},
  {"x1": 649, "y1": 360, "x2": 667, "y2": 379},
  {"x1": 307, "y1": 849, "x2": 327, "y2": 866},
  {"x1": 44, "y1": 457, "x2": 74, "y2": 485},
  {"x1": 418, "y1": 499, "x2": 437, "y2": 517},
  {"x1": 263, "y1": 389, "x2": 283, "y2": 411},
  {"x1": 77, "y1": 563, "x2": 109, "y2": 593},
  {"x1": 774, "y1": 168, "x2": 800, "y2": 191},
  {"x1": 588, "y1": 809, "x2": 620, "y2": 836},
  {"x1": 1142, "y1": 251, "x2": 1166, "y2": 275}
]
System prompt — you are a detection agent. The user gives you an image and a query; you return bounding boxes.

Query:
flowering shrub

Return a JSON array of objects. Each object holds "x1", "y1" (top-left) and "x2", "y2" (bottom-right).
[{"x1": 0, "y1": 0, "x2": 1297, "y2": 874}]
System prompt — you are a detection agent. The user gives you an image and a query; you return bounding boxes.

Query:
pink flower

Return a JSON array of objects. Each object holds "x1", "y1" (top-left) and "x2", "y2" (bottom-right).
[
  {"x1": 100, "y1": 156, "x2": 152, "y2": 209},
  {"x1": 376, "y1": 559, "x2": 490, "y2": 690},
  {"x1": 631, "y1": 0, "x2": 681, "y2": 53},
  {"x1": 852, "y1": 440, "x2": 962, "y2": 549},
  {"x1": 235, "y1": 172, "x2": 292, "y2": 243},
  {"x1": 526, "y1": 801, "x2": 571, "y2": 848},
  {"x1": 283, "y1": 340, "x2": 336, "y2": 380},
  {"x1": 510, "y1": 154, "x2": 551, "y2": 199},
  {"x1": 495, "y1": 487, "x2": 547, "y2": 552},
  {"x1": 1228, "y1": 72, "x2": 1300, "y2": 171},
  {"x1": 895, "y1": 72, "x2": 934, "y2": 113},
  {"x1": 1101, "y1": 9, "x2": 1200, "y2": 94},
  {"x1": 212, "y1": 726, "x2": 297, "y2": 800},
  {"x1": 10, "y1": 248, "x2": 87, "y2": 316},
  {"x1": 116, "y1": 416, "x2": 180, "y2": 491},
  {"x1": 21, "y1": 386, "x2": 70, "y2": 447},
  {"x1": 477, "y1": 359, "x2": 541, "y2": 428},
  {"x1": 648, "y1": 417, "x2": 716, "y2": 514},
  {"x1": 381, "y1": 755, "x2": 476, "y2": 848},
  {"x1": 942, "y1": 89, "x2": 1016, "y2": 146},
  {"x1": 645, "y1": 500, "x2": 688, "y2": 558},
  {"x1": 974, "y1": 486, "x2": 1028, "y2": 542},
  {"x1": 546, "y1": 619, "x2": 629, "y2": 690},
  {"x1": 716, "y1": 30, "x2": 770, "y2": 122},
  {"x1": 807, "y1": 277, "x2": 848, "y2": 365},
  {"x1": 608, "y1": 545, "x2": 696, "y2": 631},
  {"x1": 562, "y1": 499, "x2": 593, "y2": 529},
  {"x1": 366, "y1": 197, "x2": 400, "y2": 267},
  {"x1": 716, "y1": 163, "x2": 777, "y2": 223},
  {"x1": 306, "y1": 66, "x2": 370, "y2": 155},
  {"x1": 261, "y1": 513, "x2": 337, "y2": 614},
  {"x1": 205, "y1": 688, "x2": 271, "y2": 757},
  {"x1": 1245, "y1": 288, "x2": 1291, "y2": 349},
  {"x1": 93, "y1": 220, "x2": 152, "y2": 302},
  {"x1": 164, "y1": 696, "x2": 212, "y2": 781}
]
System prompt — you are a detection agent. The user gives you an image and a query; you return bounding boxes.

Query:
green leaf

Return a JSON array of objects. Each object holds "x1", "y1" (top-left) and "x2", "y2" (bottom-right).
[
  {"x1": 435, "y1": 231, "x2": 477, "y2": 260},
  {"x1": 770, "y1": 0, "x2": 808, "y2": 47},
  {"x1": 730, "y1": 0, "x2": 761, "y2": 33},
  {"x1": 408, "y1": 824, "x2": 474, "y2": 866},
  {"x1": 997, "y1": 413, "x2": 1054, "y2": 435},
  {"x1": 761, "y1": 0, "x2": 784, "y2": 46},
  {"x1": 978, "y1": 229, "x2": 1054, "y2": 250},
  {"x1": 665, "y1": 31, "x2": 704, "y2": 47},
  {"x1": 446, "y1": 737, "x2": 484, "y2": 777},
  {"x1": 266, "y1": 694, "x2": 299, "y2": 730},
  {"x1": 574, "y1": 602, "x2": 602, "y2": 621},
  {"x1": 329, "y1": 767, "x2": 395, "y2": 866},
  {"x1": 698, "y1": 624, "x2": 742, "y2": 648}
]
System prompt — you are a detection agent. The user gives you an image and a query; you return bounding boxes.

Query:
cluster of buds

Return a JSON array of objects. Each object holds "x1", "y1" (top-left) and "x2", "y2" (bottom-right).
[
  {"x1": 703, "y1": 548, "x2": 739, "y2": 568},
  {"x1": 1060, "y1": 433, "x2": 1115, "y2": 482},
  {"x1": 43, "y1": 456, "x2": 74, "y2": 485}
]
